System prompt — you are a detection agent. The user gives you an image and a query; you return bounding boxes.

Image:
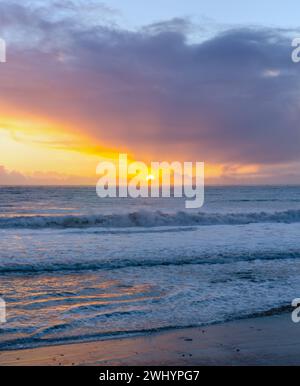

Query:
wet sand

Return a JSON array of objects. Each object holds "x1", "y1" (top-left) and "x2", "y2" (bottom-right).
[{"x1": 1, "y1": 313, "x2": 299, "y2": 366}]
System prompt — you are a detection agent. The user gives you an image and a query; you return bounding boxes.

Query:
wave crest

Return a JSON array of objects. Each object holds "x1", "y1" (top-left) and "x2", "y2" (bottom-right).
[{"x1": 1, "y1": 209, "x2": 300, "y2": 229}]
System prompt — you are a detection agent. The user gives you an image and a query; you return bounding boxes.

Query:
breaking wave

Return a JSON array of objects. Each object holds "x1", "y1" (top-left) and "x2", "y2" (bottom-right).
[
  {"x1": 1, "y1": 249, "x2": 300, "y2": 274},
  {"x1": 1, "y1": 209, "x2": 300, "y2": 229}
]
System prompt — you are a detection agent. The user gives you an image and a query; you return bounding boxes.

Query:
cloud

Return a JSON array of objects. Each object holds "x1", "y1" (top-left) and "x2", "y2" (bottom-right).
[
  {"x1": 0, "y1": 165, "x2": 95, "y2": 185},
  {"x1": 0, "y1": 165, "x2": 28, "y2": 184},
  {"x1": 0, "y1": 1, "x2": 299, "y2": 171}
]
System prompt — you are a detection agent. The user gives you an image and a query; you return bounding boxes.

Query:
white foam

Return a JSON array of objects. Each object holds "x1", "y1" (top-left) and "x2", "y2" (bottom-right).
[{"x1": 1, "y1": 209, "x2": 300, "y2": 229}]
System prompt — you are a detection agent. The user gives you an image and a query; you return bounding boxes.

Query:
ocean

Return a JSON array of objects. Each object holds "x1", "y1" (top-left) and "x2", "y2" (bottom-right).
[{"x1": 0, "y1": 185, "x2": 300, "y2": 350}]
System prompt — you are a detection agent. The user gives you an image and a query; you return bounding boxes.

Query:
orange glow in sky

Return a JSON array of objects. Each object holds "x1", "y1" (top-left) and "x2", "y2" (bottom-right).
[{"x1": 0, "y1": 110, "x2": 263, "y2": 185}]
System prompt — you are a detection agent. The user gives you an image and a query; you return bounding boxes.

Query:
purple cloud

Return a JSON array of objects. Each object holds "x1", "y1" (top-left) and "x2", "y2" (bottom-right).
[{"x1": 0, "y1": 1, "x2": 299, "y2": 167}]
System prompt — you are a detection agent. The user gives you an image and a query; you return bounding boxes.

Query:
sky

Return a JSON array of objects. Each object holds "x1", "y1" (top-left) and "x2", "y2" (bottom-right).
[
  {"x1": 107, "y1": 0, "x2": 300, "y2": 30},
  {"x1": 0, "y1": 0, "x2": 300, "y2": 185}
]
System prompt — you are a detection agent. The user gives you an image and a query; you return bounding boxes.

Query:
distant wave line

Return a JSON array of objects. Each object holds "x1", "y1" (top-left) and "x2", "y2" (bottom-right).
[{"x1": 0, "y1": 209, "x2": 300, "y2": 229}]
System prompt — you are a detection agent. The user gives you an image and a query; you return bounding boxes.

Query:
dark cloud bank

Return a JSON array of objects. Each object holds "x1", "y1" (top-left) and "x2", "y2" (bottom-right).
[{"x1": 0, "y1": 1, "x2": 300, "y2": 172}]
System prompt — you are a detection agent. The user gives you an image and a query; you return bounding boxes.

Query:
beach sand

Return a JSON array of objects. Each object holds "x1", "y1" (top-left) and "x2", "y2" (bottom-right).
[{"x1": 1, "y1": 313, "x2": 299, "y2": 366}]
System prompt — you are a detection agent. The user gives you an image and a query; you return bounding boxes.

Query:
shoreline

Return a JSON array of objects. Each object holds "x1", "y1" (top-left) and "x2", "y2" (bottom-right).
[{"x1": 1, "y1": 312, "x2": 299, "y2": 366}]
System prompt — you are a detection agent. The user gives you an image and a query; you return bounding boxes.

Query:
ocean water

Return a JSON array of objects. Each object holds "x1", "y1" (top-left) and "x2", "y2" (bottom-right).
[{"x1": 0, "y1": 185, "x2": 300, "y2": 350}]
